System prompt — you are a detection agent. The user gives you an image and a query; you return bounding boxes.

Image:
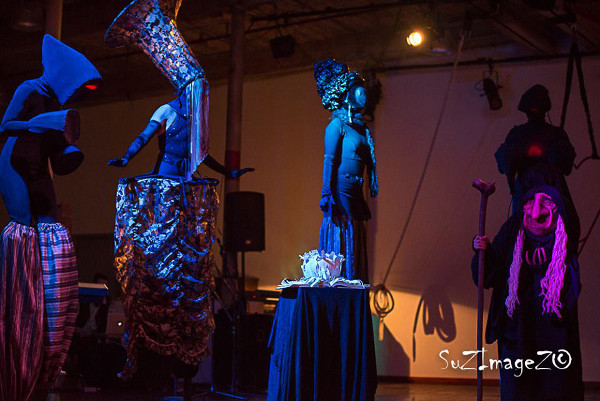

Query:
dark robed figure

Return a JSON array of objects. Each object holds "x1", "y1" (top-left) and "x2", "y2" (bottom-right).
[
  {"x1": 495, "y1": 84, "x2": 578, "y2": 233},
  {"x1": 472, "y1": 184, "x2": 583, "y2": 401}
]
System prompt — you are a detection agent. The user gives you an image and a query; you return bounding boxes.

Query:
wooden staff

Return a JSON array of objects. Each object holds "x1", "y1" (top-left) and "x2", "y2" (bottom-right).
[{"x1": 472, "y1": 178, "x2": 496, "y2": 401}]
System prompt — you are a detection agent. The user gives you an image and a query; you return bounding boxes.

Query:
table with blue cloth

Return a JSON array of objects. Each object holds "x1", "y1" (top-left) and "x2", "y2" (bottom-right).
[{"x1": 267, "y1": 287, "x2": 377, "y2": 401}]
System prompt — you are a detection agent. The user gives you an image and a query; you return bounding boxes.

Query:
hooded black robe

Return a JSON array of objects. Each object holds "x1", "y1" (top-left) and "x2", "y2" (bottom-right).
[{"x1": 471, "y1": 186, "x2": 583, "y2": 401}]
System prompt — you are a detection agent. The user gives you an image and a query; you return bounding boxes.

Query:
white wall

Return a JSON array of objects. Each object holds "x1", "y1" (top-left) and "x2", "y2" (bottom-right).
[{"x1": 49, "y1": 56, "x2": 600, "y2": 381}]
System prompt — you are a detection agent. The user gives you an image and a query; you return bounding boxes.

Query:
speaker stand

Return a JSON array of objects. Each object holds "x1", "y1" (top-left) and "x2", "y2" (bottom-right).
[
  {"x1": 199, "y1": 255, "x2": 248, "y2": 401},
  {"x1": 240, "y1": 250, "x2": 247, "y2": 310},
  {"x1": 213, "y1": 250, "x2": 265, "y2": 400},
  {"x1": 216, "y1": 250, "x2": 248, "y2": 399},
  {"x1": 211, "y1": 312, "x2": 247, "y2": 400}
]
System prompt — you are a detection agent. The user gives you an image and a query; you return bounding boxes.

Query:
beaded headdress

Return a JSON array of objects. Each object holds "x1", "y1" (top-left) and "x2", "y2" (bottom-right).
[{"x1": 314, "y1": 59, "x2": 362, "y2": 111}]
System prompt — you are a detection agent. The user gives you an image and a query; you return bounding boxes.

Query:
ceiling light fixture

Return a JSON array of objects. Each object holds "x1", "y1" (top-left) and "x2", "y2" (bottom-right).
[
  {"x1": 10, "y1": 0, "x2": 43, "y2": 32},
  {"x1": 270, "y1": 34, "x2": 295, "y2": 58},
  {"x1": 476, "y1": 61, "x2": 503, "y2": 111},
  {"x1": 406, "y1": 30, "x2": 424, "y2": 47}
]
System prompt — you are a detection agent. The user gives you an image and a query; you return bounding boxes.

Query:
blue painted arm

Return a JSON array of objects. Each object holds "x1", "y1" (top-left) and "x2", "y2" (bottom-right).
[
  {"x1": 108, "y1": 120, "x2": 161, "y2": 167},
  {"x1": 320, "y1": 118, "x2": 343, "y2": 214}
]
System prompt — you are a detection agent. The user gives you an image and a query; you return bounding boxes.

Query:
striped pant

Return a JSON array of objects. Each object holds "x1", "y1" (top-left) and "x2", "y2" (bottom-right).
[
  {"x1": 37, "y1": 223, "x2": 79, "y2": 389},
  {"x1": 0, "y1": 222, "x2": 78, "y2": 401},
  {"x1": 0, "y1": 223, "x2": 43, "y2": 401}
]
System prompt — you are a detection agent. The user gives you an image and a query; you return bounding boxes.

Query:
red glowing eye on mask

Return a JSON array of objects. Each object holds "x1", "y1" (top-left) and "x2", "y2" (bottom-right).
[{"x1": 85, "y1": 84, "x2": 98, "y2": 90}]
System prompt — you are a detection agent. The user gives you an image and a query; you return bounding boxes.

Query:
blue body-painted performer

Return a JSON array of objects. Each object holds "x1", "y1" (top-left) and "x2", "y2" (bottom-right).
[
  {"x1": 313, "y1": 59, "x2": 378, "y2": 282},
  {"x1": 107, "y1": 90, "x2": 252, "y2": 178},
  {"x1": 105, "y1": 0, "x2": 251, "y2": 179},
  {"x1": 0, "y1": 34, "x2": 101, "y2": 401},
  {"x1": 104, "y1": 0, "x2": 251, "y2": 383},
  {"x1": 472, "y1": 183, "x2": 583, "y2": 401}
]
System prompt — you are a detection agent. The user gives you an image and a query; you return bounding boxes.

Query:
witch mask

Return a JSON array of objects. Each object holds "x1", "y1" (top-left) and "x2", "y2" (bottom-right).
[{"x1": 523, "y1": 192, "x2": 558, "y2": 236}]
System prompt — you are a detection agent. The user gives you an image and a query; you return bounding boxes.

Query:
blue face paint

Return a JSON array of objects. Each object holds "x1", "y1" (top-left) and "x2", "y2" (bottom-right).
[{"x1": 348, "y1": 85, "x2": 367, "y2": 110}]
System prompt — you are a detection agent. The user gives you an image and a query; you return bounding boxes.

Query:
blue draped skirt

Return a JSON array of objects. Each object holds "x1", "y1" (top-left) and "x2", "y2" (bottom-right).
[{"x1": 318, "y1": 216, "x2": 368, "y2": 282}]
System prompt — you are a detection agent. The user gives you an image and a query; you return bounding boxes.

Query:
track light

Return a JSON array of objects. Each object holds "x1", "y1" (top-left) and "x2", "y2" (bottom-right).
[
  {"x1": 270, "y1": 34, "x2": 295, "y2": 58},
  {"x1": 10, "y1": 1, "x2": 43, "y2": 32},
  {"x1": 406, "y1": 30, "x2": 424, "y2": 47},
  {"x1": 477, "y1": 64, "x2": 503, "y2": 111},
  {"x1": 483, "y1": 78, "x2": 502, "y2": 110}
]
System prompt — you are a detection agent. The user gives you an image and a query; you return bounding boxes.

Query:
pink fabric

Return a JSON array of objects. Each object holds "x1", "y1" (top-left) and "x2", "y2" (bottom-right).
[
  {"x1": 37, "y1": 222, "x2": 79, "y2": 389},
  {"x1": 524, "y1": 246, "x2": 549, "y2": 266},
  {"x1": 0, "y1": 222, "x2": 44, "y2": 401},
  {"x1": 506, "y1": 229, "x2": 524, "y2": 318},
  {"x1": 540, "y1": 216, "x2": 567, "y2": 318},
  {"x1": 506, "y1": 215, "x2": 568, "y2": 319}
]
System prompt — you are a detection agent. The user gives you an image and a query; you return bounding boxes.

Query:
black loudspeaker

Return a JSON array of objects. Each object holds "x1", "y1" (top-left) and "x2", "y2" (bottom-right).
[
  {"x1": 238, "y1": 313, "x2": 274, "y2": 392},
  {"x1": 224, "y1": 191, "x2": 265, "y2": 252}
]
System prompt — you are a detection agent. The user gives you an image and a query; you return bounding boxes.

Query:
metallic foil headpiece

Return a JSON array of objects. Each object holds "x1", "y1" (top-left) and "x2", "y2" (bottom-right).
[{"x1": 105, "y1": 0, "x2": 204, "y2": 91}]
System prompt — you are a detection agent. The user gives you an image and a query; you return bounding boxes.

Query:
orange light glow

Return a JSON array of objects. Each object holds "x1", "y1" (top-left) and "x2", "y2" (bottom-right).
[{"x1": 407, "y1": 31, "x2": 424, "y2": 47}]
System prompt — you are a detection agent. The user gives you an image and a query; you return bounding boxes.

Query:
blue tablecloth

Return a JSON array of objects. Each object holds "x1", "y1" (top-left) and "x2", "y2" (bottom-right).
[{"x1": 267, "y1": 287, "x2": 377, "y2": 401}]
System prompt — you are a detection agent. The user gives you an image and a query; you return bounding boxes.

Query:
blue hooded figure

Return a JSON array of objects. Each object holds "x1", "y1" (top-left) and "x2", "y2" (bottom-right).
[
  {"x1": 0, "y1": 34, "x2": 101, "y2": 225},
  {"x1": 0, "y1": 34, "x2": 101, "y2": 401}
]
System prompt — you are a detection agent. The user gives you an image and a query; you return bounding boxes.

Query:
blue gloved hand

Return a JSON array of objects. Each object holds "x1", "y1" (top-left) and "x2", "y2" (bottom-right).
[
  {"x1": 230, "y1": 167, "x2": 255, "y2": 178},
  {"x1": 107, "y1": 157, "x2": 129, "y2": 167}
]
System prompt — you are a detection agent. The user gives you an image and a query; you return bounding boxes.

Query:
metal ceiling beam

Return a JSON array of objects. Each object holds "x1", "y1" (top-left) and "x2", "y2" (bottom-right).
[
  {"x1": 376, "y1": 49, "x2": 600, "y2": 72},
  {"x1": 541, "y1": 1, "x2": 600, "y2": 50},
  {"x1": 482, "y1": 0, "x2": 557, "y2": 55},
  {"x1": 250, "y1": 0, "x2": 462, "y2": 22}
]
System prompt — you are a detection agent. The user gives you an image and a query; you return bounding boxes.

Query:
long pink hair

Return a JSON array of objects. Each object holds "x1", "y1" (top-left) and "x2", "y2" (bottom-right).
[{"x1": 505, "y1": 215, "x2": 567, "y2": 318}]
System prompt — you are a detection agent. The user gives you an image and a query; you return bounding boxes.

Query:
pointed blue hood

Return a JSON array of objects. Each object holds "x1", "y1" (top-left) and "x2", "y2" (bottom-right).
[{"x1": 41, "y1": 34, "x2": 102, "y2": 105}]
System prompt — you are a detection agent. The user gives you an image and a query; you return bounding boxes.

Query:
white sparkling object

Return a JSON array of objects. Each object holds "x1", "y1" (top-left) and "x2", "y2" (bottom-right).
[{"x1": 299, "y1": 250, "x2": 345, "y2": 281}]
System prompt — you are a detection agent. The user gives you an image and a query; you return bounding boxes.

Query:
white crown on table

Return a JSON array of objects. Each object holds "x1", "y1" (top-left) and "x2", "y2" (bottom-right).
[
  {"x1": 277, "y1": 250, "x2": 368, "y2": 289},
  {"x1": 299, "y1": 250, "x2": 345, "y2": 281}
]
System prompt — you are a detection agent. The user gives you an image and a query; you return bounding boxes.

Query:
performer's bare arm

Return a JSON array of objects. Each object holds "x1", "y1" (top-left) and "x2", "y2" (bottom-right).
[
  {"x1": 107, "y1": 105, "x2": 167, "y2": 167},
  {"x1": 152, "y1": 104, "x2": 175, "y2": 131},
  {"x1": 201, "y1": 154, "x2": 254, "y2": 178},
  {"x1": 109, "y1": 104, "x2": 254, "y2": 177}
]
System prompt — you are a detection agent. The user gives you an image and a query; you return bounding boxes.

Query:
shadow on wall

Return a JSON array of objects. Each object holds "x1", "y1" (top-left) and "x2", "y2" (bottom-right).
[
  {"x1": 372, "y1": 314, "x2": 410, "y2": 377},
  {"x1": 412, "y1": 284, "x2": 457, "y2": 362}
]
